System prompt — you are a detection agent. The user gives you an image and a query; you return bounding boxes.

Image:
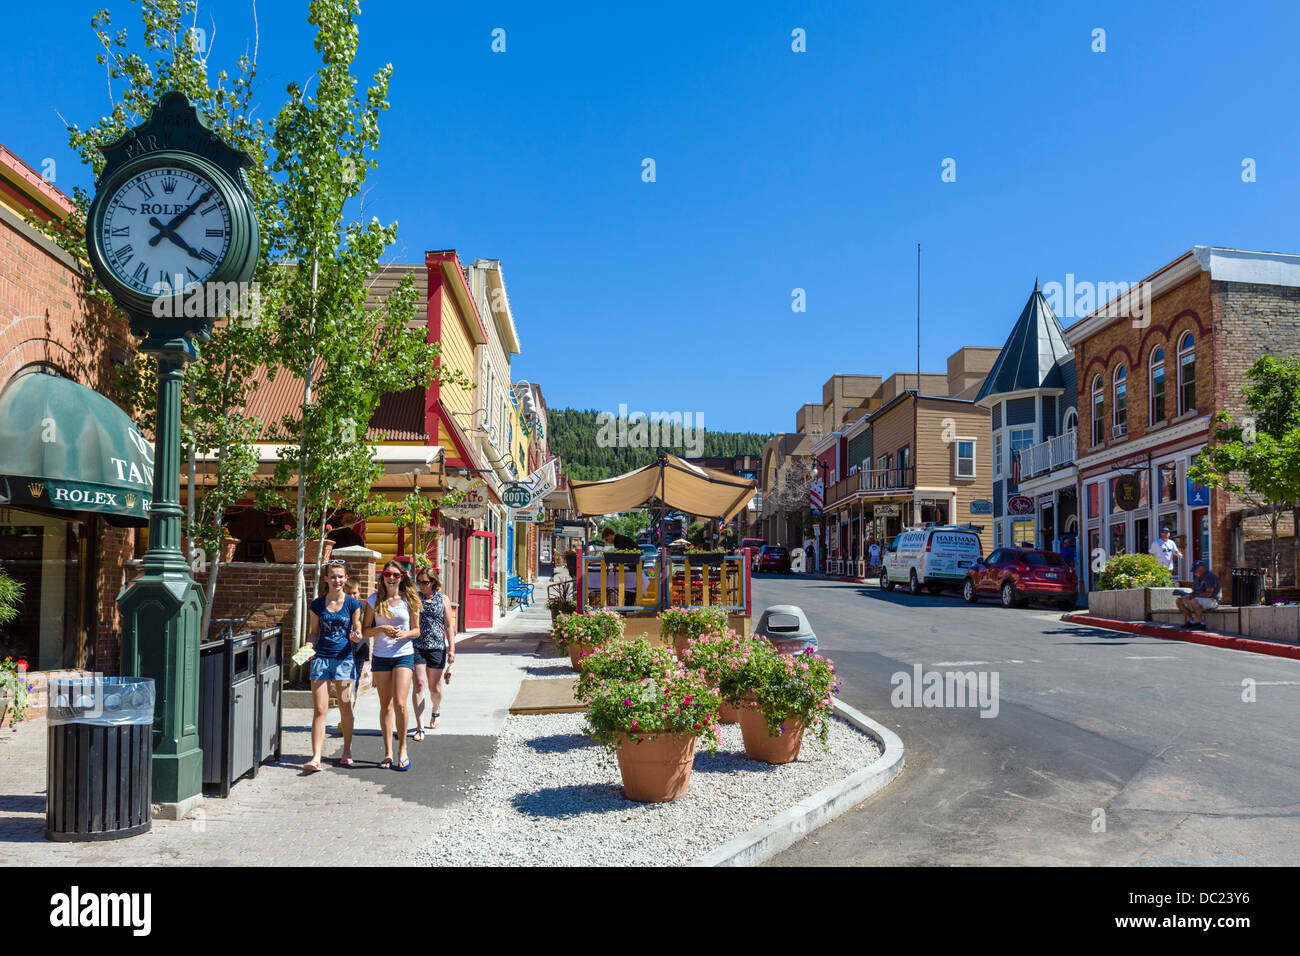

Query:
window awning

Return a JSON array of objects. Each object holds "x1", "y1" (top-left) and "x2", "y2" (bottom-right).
[
  {"x1": 0, "y1": 371, "x2": 154, "y2": 525},
  {"x1": 568, "y1": 454, "x2": 756, "y2": 521}
]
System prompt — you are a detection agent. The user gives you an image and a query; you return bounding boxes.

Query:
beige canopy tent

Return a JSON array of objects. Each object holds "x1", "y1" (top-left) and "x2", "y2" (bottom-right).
[{"x1": 568, "y1": 454, "x2": 756, "y2": 521}]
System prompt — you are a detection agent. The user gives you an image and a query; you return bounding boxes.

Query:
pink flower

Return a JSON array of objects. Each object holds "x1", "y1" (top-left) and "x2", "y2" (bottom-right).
[{"x1": 623, "y1": 699, "x2": 631, "y2": 706}]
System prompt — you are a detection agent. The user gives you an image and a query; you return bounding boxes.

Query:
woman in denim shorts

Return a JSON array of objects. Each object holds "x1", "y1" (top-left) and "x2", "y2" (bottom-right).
[
  {"x1": 363, "y1": 561, "x2": 420, "y2": 770},
  {"x1": 305, "y1": 562, "x2": 364, "y2": 772}
]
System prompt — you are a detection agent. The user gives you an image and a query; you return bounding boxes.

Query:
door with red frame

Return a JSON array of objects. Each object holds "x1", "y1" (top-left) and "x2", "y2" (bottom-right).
[{"x1": 462, "y1": 531, "x2": 496, "y2": 630}]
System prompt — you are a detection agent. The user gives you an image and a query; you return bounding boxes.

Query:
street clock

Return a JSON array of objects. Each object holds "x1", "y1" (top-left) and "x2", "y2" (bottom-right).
[{"x1": 85, "y1": 91, "x2": 260, "y2": 351}]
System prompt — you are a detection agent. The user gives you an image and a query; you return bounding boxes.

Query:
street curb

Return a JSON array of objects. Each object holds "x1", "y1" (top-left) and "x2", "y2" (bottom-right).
[
  {"x1": 690, "y1": 700, "x2": 905, "y2": 867},
  {"x1": 1063, "y1": 614, "x2": 1300, "y2": 661}
]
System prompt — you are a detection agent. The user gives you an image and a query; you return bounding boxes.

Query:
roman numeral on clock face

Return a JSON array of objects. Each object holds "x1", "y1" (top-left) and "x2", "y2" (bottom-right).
[
  {"x1": 198, "y1": 248, "x2": 218, "y2": 264},
  {"x1": 206, "y1": 228, "x2": 224, "y2": 237},
  {"x1": 187, "y1": 267, "x2": 202, "y2": 281},
  {"x1": 133, "y1": 262, "x2": 148, "y2": 282},
  {"x1": 137, "y1": 181, "x2": 155, "y2": 199},
  {"x1": 200, "y1": 204, "x2": 217, "y2": 216},
  {"x1": 111, "y1": 227, "x2": 129, "y2": 237},
  {"x1": 114, "y1": 244, "x2": 133, "y2": 264}
]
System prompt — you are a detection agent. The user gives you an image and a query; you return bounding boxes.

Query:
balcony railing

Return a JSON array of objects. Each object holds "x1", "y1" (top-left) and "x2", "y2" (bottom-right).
[
  {"x1": 826, "y1": 466, "x2": 914, "y2": 505},
  {"x1": 1019, "y1": 428, "x2": 1077, "y2": 480}
]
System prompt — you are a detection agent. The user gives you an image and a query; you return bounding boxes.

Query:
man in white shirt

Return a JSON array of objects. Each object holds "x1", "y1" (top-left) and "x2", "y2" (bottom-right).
[
  {"x1": 1148, "y1": 527, "x2": 1182, "y2": 575},
  {"x1": 869, "y1": 540, "x2": 882, "y2": 569}
]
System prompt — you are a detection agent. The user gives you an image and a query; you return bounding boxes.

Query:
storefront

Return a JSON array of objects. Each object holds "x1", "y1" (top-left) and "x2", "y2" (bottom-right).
[{"x1": 0, "y1": 369, "x2": 151, "y2": 672}]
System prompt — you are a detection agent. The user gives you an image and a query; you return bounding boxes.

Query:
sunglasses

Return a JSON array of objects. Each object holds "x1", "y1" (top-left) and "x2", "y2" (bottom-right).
[{"x1": 382, "y1": 571, "x2": 403, "y2": 579}]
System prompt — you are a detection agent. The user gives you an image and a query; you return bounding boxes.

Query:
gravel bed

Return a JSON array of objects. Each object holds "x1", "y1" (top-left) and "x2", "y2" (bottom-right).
[{"x1": 415, "y1": 711, "x2": 881, "y2": 866}]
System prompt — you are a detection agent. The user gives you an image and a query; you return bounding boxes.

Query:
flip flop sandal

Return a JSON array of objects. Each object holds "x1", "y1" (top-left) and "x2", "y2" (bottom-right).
[
  {"x1": 338, "y1": 755, "x2": 355, "y2": 767},
  {"x1": 378, "y1": 757, "x2": 393, "y2": 769},
  {"x1": 394, "y1": 756, "x2": 411, "y2": 772},
  {"x1": 411, "y1": 730, "x2": 425, "y2": 742},
  {"x1": 303, "y1": 762, "x2": 323, "y2": 774}
]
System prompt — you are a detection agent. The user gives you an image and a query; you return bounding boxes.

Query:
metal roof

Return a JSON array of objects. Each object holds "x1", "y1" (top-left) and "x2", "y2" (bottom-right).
[{"x1": 975, "y1": 281, "x2": 1071, "y2": 403}]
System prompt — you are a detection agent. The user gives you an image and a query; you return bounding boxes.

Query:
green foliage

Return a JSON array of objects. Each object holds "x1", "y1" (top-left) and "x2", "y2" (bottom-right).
[
  {"x1": 1, "y1": 656, "x2": 34, "y2": 726},
  {"x1": 737, "y1": 641, "x2": 841, "y2": 749},
  {"x1": 1096, "y1": 553, "x2": 1173, "y2": 591},
  {"x1": 678, "y1": 628, "x2": 750, "y2": 696},
  {"x1": 596, "y1": 511, "x2": 649, "y2": 539},
  {"x1": 1189, "y1": 355, "x2": 1300, "y2": 584},
  {"x1": 657, "y1": 606, "x2": 727, "y2": 641},
  {"x1": 576, "y1": 637, "x2": 678, "y2": 686},
  {"x1": 549, "y1": 408, "x2": 771, "y2": 481},
  {"x1": 0, "y1": 570, "x2": 23, "y2": 628},
  {"x1": 550, "y1": 608, "x2": 625, "y2": 651}
]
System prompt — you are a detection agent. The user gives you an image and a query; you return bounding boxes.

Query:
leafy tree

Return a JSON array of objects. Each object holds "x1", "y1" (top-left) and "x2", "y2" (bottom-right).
[
  {"x1": 36, "y1": 0, "x2": 281, "y2": 638},
  {"x1": 260, "y1": 0, "x2": 466, "y2": 647},
  {"x1": 596, "y1": 511, "x2": 650, "y2": 541},
  {"x1": 1189, "y1": 356, "x2": 1300, "y2": 586}
]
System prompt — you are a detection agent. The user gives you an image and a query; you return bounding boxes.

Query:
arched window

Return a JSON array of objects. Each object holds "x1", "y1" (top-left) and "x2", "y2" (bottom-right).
[
  {"x1": 1063, "y1": 407, "x2": 1078, "y2": 435},
  {"x1": 1091, "y1": 375, "x2": 1105, "y2": 447},
  {"x1": 1149, "y1": 346, "x2": 1166, "y2": 424},
  {"x1": 1113, "y1": 365, "x2": 1128, "y2": 437},
  {"x1": 1178, "y1": 332, "x2": 1196, "y2": 415}
]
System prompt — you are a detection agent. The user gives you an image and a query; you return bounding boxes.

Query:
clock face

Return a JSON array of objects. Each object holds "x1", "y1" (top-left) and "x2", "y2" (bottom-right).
[{"x1": 99, "y1": 166, "x2": 233, "y2": 296}]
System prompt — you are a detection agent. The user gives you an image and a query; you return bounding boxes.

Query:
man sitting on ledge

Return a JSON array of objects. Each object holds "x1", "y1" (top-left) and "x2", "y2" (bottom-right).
[{"x1": 1176, "y1": 560, "x2": 1222, "y2": 630}]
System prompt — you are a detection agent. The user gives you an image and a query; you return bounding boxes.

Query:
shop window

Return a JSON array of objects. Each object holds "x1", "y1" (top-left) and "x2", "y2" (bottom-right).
[
  {"x1": 1011, "y1": 518, "x2": 1036, "y2": 548},
  {"x1": 1087, "y1": 482, "x2": 1099, "y2": 520},
  {"x1": 1158, "y1": 463, "x2": 1178, "y2": 504},
  {"x1": 1149, "y1": 347, "x2": 1166, "y2": 424},
  {"x1": 1178, "y1": 332, "x2": 1196, "y2": 415},
  {"x1": 993, "y1": 434, "x2": 1002, "y2": 477}
]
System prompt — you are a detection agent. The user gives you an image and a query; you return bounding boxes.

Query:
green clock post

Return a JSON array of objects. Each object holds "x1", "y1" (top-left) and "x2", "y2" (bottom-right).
[{"x1": 85, "y1": 92, "x2": 261, "y2": 816}]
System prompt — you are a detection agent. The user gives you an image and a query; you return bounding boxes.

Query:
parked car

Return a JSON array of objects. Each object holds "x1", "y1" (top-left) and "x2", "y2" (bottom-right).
[
  {"x1": 962, "y1": 548, "x2": 1078, "y2": 610},
  {"x1": 881, "y1": 526, "x2": 982, "y2": 595},
  {"x1": 740, "y1": 537, "x2": 765, "y2": 553},
  {"x1": 754, "y1": 545, "x2": 791, "y2": 574}
]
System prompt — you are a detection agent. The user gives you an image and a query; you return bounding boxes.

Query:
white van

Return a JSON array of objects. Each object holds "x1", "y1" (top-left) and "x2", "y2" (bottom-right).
[{"x1": 881, "y1": 526, "x2": 983, "y2": 596}]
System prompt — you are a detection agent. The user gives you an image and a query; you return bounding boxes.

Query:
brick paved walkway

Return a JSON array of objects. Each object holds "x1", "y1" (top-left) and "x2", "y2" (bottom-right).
[{"x1": 0, "y1": 598, "x2": 557, "y2": 866}]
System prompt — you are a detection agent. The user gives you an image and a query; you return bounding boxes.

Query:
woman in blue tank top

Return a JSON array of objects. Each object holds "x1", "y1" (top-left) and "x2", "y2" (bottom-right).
[{"x1": 305, "y1": 561, "x2": 364, "y2": 772}]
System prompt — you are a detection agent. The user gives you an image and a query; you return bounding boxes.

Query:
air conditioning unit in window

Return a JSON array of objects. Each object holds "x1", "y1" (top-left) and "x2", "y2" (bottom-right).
[{"x1": 1112, "y1": 422, "x2": 1128, "y2": 438}]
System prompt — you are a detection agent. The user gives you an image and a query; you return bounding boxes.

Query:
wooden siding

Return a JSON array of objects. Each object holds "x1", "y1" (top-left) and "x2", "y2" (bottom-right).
[{"x1": 439, "y1": 291, "x2": 478, "y2": 421}]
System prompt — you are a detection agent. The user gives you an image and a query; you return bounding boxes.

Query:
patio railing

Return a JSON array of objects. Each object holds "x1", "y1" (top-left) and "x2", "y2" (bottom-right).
[{"x1": 577, "y1": 553, "x2": 749, "y2": 612}]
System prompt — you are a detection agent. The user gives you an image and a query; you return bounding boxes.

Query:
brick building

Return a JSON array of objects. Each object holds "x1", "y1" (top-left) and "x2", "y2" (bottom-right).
[
  {"x1": 0, "y1": 144, "x2": 144, "y2": 676},
  {"x1": 1064, "y1": 246, "x2": 1300, "y2": 590}
]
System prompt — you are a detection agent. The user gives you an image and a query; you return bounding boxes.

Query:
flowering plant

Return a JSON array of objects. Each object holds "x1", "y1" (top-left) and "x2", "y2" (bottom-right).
[
  {"x1": 551, "y1": 608, "x2": 625, "y2": 653},
  {"x1": 576, "y1": 637, "x2": 680, "y2": 686},
  {"x1": 658, "y1": 606, "x2": 727, "y2": 643},
  {"x1": 1096, "y1": 553, "x2": 1173, "y2": 590},
  {"x1": 577, "y1": 655, "x2": 721, "y2": 761},
  {"x1": 738, "y1": 641, "x2": 842, "y2": 748},
  {"x1": 679, "y1": 628, "x2": 751, "y2": 691},
  {"x1": 0, "y1": 657, "x2": 34, "y2": 728},
  {"x1": 274, "y1": 523, "x2": 297, "y2": 540},
  {"x1": 546, "y1": 596, "x2": 577, "y2": 613}
]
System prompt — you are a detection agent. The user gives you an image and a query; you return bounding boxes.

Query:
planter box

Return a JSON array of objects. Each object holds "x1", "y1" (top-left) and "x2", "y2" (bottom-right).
[
  {"x1": 1240, "y1": 605, "x2": 1300, "y2": 644},
  {"x1": 0, "y1": 688, "x2": 11, "y2": 729},
  {"x1": 603, "y1": 551, "x2": 642, "y2": 568},
  {"x1": 684, "y1": 552, "x2": 725, "y2": 567},
  {"x1": 1087, "y1": 588, "x2": 1147, "y2": 621}
]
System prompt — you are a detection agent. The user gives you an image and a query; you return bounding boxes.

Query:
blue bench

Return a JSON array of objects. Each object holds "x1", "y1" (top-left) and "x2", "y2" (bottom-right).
[{"x1": 506, "y1": 574, "x2": 534, "y2": 608}]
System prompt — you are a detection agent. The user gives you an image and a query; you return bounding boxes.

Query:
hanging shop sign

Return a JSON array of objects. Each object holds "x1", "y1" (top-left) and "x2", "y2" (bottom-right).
[
  {"x1": 1113, "y1": 474, "x2": 1142, "y2": 512},
  {"x1": 1007, "y1": 495, "x2": 1034, "y2": 516},
  {"x1": 443, "y1": 476, "x2": 489, "y2": 518},
  {"x1": 502, "y1": 482, "x2": 532, "y2": 509},
  {"x1": 873, "y1": 504, "x2": 901, "y2": 518},
  {"x1": 968, "y1": 499, "x2": 993, "y2": 515}
]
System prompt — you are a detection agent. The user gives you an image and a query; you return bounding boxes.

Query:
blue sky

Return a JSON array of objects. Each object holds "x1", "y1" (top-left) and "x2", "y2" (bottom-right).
[{"x1": 5, "y1": 1, "x2": 1299, "y2": 434}]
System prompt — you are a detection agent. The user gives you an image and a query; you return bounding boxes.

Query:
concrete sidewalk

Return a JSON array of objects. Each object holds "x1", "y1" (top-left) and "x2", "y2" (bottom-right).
[{"x1": 0, "y1": 595, "x2": 559, "y2": 866}]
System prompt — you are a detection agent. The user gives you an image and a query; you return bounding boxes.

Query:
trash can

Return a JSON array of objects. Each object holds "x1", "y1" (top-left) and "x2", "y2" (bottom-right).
[
  {"x1": 754, "y1": 605, "x2": 819, "y2": 655},
  {"x1": 1231, "y1": 567, "x2": 1266, "y2": 607},
  {"x1": 45, "y1": 676, "x2": 155, "y2": 842},
  {"x1": 199, "y1": 629, "x2": 257, "y2": 797}
]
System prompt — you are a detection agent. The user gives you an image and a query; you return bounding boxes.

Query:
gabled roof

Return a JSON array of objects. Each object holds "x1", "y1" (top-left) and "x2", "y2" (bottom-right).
[{"x1": 975, "y1": 281, "x2": 1071, "y2": 403}]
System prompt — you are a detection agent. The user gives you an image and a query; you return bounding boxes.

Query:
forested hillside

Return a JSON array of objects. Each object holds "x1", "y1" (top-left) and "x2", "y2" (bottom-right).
[{"x1": 548, "y1": 408, "x2": 771, "y2": 481}]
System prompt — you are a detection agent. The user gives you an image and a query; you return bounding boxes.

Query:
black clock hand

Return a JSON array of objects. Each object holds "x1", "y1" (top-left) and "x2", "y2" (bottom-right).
[
  {"x1": 147, "y1": 188, "x2": 214, "y2": 246},
  {"x1": 147, "y1": 217, "x2": 207, "y2": 259}
]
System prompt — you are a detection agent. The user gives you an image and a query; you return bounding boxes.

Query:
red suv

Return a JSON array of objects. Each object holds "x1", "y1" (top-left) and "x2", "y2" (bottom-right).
[
  {"x1": 961, "y1": 548, "x2": 1077, "y2": 610},
  {"x1": 755, "y1": 545, "x2": 791, "y2": 574}
]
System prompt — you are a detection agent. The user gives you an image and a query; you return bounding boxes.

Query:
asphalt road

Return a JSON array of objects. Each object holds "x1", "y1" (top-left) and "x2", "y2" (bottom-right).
[{"x1": 751, "y1": 573, "x2": 1300, "y2": 866}]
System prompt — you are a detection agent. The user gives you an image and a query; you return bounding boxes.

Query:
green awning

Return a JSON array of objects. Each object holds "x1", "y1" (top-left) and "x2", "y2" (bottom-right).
[{"x1": 0, "y1": 371, "x2": 152, "y2": 525}]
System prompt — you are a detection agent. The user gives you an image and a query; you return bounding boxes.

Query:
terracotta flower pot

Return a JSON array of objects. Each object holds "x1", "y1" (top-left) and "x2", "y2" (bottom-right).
[
  {"x1": 739, "y1": 705, "x2": 805, "y2": 764},
  {"x1": 718, "y1": 701, "x2": 741, "y2": 724},
  {"x1": 220, "y1": 537, "x2": 239, "y2": 562},
  {"x1": 567, "y1": 642, "x2": 596, "y2": 672},
  {"x1": 671, "y1": 632, "x2": 690, "y2": 656},
  {"x1": 268, "y1": 538, "x2": 334, "y2": 564},
  {"x1": 616, "y1": 732, "x2": 697, "y2": 802}
]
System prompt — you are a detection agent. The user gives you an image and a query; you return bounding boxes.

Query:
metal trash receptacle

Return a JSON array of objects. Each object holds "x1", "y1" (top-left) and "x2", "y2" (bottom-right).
[
  {"x1": 754, "y1": 605, "x2": 819, "y2": 655},
  {"x1": 1231, "y1": 567, "x2": 1266, "y2": 607},
  {"x1": 254, "y1": 627, "x2": 283, "y2": 771},
  {"x1": 45, "y1": 676, "x2": 155, "y2": 842}
]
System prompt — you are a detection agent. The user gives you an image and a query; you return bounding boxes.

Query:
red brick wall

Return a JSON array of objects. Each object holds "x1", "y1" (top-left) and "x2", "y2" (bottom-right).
[{"x1": 2, "y1": 201, "x2": 139, "y2": 675}]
